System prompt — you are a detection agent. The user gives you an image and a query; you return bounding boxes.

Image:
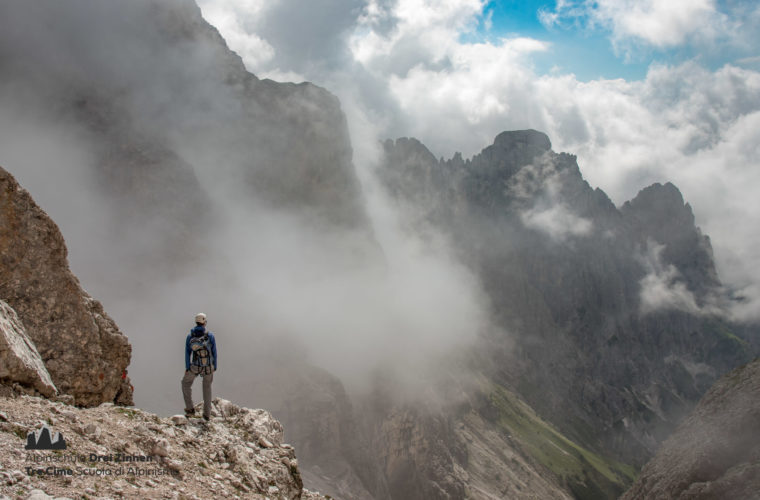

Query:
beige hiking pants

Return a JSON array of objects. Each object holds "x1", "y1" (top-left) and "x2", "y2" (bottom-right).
[{"x1": 181, "y1": 370, "x2": 213, "y2": 419}]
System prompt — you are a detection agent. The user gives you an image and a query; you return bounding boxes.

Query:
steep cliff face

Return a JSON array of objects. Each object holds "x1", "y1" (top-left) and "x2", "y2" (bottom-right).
[
  {"x1": 0, "y1": 0, "x2": 374, "y2": 288},
  {"x1": 0, "y1": 167, "x2": 133, "y2": 407},
  {"x1": 272, "y1": 367, "x2": 382, "y2": 500},
  {"x1": 379, "y1": 130, "x2": 754, "y2": 470},
  {"x1": 622, "y1": 357, "x2": 760, "y2": 499},
  {"x1": 0, "y1": 1, "x2": 377, "y2": 496}
]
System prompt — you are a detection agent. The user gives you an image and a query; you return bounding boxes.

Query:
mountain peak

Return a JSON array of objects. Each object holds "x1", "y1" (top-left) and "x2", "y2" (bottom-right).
[
  {"x1": 383, "y1": 137, "x2": 438, "y2": 165},
  {"x1": 493, "y1": 129, "x2": 552, "y2": 152},
  {"x1": 622, "y1": 181, "x2": 721, "y2": 295},
  {"x1": 622, "y1": 181, "x2": 697, "y2": 236},
  {"x1": 626, "y1": 182, "x2": 688, "y2": 213}
]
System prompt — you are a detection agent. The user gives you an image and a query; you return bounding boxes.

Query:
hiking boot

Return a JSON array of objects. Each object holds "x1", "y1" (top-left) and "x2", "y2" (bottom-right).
[
  {"x1": 185, "y1": 408, "x2": 195, "y2": 418},
  {"x1": 203, "y1": 414, "x2": 210, "y2": 421}
]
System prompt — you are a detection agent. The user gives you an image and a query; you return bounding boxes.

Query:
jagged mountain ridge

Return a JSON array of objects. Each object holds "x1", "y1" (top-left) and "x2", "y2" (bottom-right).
[
  {"x1": 1, "y1": 0, "x2": 758, "y2": 498},
  {"x1": 379, "y1": 130, "x2": 754, "y2": 468},
  {"x1": 275, "y1": 129, "x2": 738, "y2": 499}
]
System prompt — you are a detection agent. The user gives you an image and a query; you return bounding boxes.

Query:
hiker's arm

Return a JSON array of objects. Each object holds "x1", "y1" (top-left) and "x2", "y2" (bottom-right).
[
  {"x1": 211, "y1": 335, "x2": 217, "y2": 371},
  {"x1": 185, "y1": 335, "x2": 191, "y2": 371}
]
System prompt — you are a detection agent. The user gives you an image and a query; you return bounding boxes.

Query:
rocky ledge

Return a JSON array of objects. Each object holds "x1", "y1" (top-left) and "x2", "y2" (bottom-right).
[{"x1": 0, "y1": 396, "x2": 325, "y2": 500}]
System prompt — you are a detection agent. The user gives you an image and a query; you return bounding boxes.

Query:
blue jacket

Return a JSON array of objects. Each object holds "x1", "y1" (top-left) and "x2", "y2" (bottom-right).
[{"x1": 185, "y1": 325, "x2": 217, "y2": 371}]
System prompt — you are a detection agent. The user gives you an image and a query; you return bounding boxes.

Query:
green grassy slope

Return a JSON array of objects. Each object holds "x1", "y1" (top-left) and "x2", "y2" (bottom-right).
[{"x1": 483, "y1": 384, "x2": 637, "y2": 500}]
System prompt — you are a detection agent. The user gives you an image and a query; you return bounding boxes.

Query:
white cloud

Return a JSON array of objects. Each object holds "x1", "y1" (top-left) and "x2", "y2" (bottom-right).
[
  {"x1": 736, "y1": 55, "x2": 760, "y2": 66},
  {"x1": 638, "y1": 240, "x2": 700, "y2": 314},
  {"x1": 605, "y1": 0, "x2": 717, "y2": 47},
  {"x1": 199, "y1": 0, "x2": 760, "y2": 320},
  {"x1": 637, "y1": 240, "x2": 725, "y2": 316},
  {"x1": 387, "y1": 38, "x2": 547, "y2": 126},
  {"x1": 540, "y1": 0, "x2": 727, "y2": 54},
  {"x1": 521, "y1": 204, "x2": 593, "y2": 242},
  {"x1": 507, "y1": 154, "x2": 594, "y2": 242},
  {"x1": 350, "y1": 0, "x2": 498, "y2": 80}
]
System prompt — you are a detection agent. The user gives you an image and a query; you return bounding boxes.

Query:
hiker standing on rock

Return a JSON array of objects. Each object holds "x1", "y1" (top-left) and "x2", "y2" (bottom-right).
[{"x1": 182, "y1": 313, "x2": 217, "y2": 421}]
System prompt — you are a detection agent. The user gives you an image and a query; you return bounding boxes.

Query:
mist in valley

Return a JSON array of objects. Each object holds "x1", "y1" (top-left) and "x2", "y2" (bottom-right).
[
  {"x1": 0, "y1": 0, "x2": 496, "y2": 419},
  {"x1": 3, "y1": 1, "x2": 760, "y2": 498}
]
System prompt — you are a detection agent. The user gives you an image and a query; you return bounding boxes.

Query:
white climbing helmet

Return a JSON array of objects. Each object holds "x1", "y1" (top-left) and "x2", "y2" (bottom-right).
[{"x1": 195, "y1": 312, "x2": 207, "y2": 325}]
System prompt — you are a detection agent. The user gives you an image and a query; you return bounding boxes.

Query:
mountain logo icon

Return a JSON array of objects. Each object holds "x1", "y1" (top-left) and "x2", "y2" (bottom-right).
[{"x1": 25, "y1": 424, "x2": 67, "y2": 450}]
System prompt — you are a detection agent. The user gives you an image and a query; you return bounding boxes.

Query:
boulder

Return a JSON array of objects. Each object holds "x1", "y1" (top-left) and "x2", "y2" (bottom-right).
[
  {"x1": 0, "y1": 166, "x2": 133, "y2": 406},
  {"x1": 0, "y1": 300, "x2": 56, "y2": 397}
]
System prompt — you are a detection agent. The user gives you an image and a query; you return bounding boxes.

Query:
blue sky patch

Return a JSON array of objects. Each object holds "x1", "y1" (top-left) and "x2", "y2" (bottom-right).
[{"x1": 466, "y1": 0, "x2": 760, "y2": 81}]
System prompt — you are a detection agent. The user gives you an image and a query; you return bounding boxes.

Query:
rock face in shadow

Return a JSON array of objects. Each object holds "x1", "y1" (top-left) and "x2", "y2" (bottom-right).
[
  {"x1": 0, "y1": 0, "x2": 371, "y2": 233},
  {"x1": 0, "y1": 300, "x2": 57, "y2": 398},
  {"x1": 0, "y1": 166, "x2": 133, "y2": 406},
  {"x1": 622, "y1": 357, "x2": 760, "y2": 500},
  {"x1": 379, "y1": 130, "x2": 755, "y2": 469},
  {"x1": 273, "y1": 367, "x2": 382, "y2": 500},
  {"x1": 273, "y1": 372, "x2": 589, "y2": 500},
  {"x1": 0, "y1": 0, "x2": 377, "y2": 308}
]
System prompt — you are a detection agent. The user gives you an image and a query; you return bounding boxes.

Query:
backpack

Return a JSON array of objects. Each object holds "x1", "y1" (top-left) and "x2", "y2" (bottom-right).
[{"x1": 189, "y1": 334, "x2": 213, "y2": 376}]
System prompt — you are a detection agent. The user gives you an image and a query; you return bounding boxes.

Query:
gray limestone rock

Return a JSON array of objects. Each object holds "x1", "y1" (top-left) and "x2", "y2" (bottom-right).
[
  {"x1": 0, "y1": 301, "x2": 56, "y2": 397},
  {"x1": 0, "y1": 395, "x2": 324, "y2": 499}
]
